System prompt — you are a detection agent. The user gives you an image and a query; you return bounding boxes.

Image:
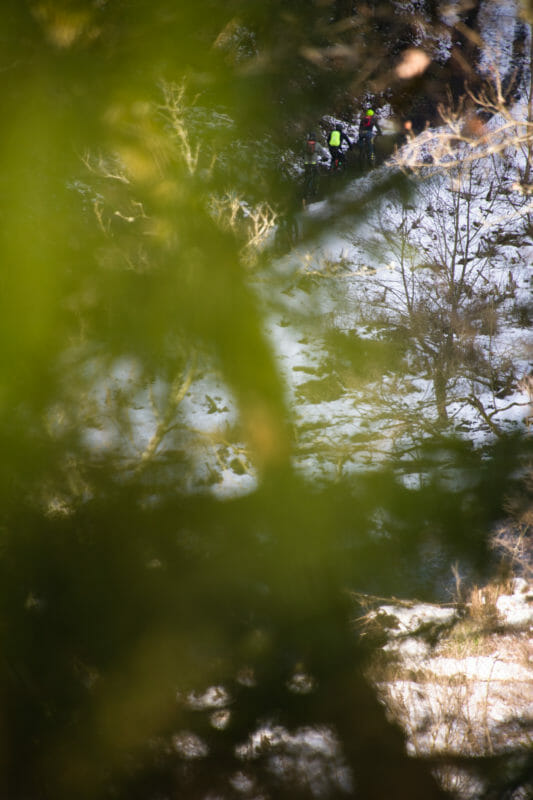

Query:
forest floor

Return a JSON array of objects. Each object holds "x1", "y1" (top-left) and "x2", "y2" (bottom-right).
[{"x1": 355, "y1": 574, "x2": 533, "y2": 799}]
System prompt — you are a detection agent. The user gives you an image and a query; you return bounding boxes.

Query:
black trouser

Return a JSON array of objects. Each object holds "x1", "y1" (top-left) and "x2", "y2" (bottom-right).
[
  {"x1": 328, "y1": 146, "x2": 345, "y2": 168},
  {"x1": 275, "y1": 211, "x2": 299, "y2": 251},
  {"x1": 303, "y1": 164, "x2": 319, "y2": 198},
  {"x1": 358, "y1": 133, "x2": 374, "y2": 162}
]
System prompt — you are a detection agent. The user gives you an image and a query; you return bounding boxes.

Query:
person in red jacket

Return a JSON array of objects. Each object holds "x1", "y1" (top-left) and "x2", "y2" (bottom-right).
[
  {"x1": 358, "y1": 109, "x2": 382, "y2": 164},
  {"x1": 303, "y1": 131, "x2": 328, "y2": 202}
]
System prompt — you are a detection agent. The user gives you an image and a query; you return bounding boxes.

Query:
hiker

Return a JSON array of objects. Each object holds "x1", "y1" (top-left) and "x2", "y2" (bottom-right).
[
  {"x1": 358, "y1": 108, "x2": 383, "y2": 164},
  {"x1": 328, "y1": 123, "x2": 353, "y2": 169},
  {"x1": 303, "y1": 131, "x2": 328, "y2": 202},
  {"x1": 275, "y1": 198, "x2": 300, "y2": 253}
]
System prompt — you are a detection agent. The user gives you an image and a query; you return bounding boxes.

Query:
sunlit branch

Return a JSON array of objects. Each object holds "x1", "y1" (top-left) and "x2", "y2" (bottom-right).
[
  {"x1": 136, "y1": 358, "x2": 196, "y2": 472},
  {"x1": 158, "y1": 80, "x2": 201, "y2": 176}
]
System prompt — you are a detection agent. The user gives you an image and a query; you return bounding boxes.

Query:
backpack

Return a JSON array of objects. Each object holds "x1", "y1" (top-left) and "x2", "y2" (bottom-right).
[
  {"x1": 329, "y1": 130, "x2": 341, "y2": 147},
  {"x1": 361, "y1": 116, "x2": 373, "y2": 130},
  {"x1": 306, "y1": 139, "x2": 316, "y2": 154}
]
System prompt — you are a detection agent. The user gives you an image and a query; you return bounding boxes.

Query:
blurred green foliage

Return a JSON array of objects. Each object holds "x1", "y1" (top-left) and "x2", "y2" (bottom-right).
[{"x1": 0, "y1": 2, "x2": 531, "y2": 798}]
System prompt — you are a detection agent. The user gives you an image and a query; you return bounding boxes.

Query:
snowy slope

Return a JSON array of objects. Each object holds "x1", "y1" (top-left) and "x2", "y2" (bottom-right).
[{"x1": 252, "y1": 104, "x2": 532, "y2": 483}]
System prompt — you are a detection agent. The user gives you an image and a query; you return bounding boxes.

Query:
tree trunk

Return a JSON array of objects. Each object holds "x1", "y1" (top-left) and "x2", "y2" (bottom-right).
[{"x1": 434, "y1": 369, "x2": 449, "y2": 423}]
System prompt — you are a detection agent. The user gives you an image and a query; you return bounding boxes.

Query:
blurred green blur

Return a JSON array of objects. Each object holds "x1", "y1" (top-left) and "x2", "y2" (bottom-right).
[{"x1": 0, "y1": 3, "x2": 531, "y2": 799}]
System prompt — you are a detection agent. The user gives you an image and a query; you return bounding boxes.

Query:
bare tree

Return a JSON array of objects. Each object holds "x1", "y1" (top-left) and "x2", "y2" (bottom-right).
[
  {"x1": 348, "y1": 155, "x2": 529, "y2": 437},
  {"x1": 393, "y1": 48, "x2": 533, "y2": 205},
  {"x1": 69, "y1": 80, "x2": 283, "y2": 481}
]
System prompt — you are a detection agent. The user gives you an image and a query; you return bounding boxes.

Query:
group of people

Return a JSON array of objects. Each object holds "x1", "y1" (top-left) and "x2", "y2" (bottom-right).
[
  {"x1": 275, "y1": 108, "x2": 407, "y2": 251},
  {"x1": 303, "y1": 109, "x2": 383, "y2": 202}
]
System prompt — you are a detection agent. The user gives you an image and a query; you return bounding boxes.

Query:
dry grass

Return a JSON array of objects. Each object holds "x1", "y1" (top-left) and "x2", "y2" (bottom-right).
[
  {"x1": 466, "y1": 580, "x2": 512, "y2": 629},
  {"x1": 359, "y1": 574, "x2": 533, "y2": 800}
]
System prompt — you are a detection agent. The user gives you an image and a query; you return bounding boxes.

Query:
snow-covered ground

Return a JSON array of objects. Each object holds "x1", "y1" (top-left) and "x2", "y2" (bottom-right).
[
  {"x1": 247, "y1": 110, "x2": 533, "y2": 484},
  {"x1": 359, "y1": 576, "x2": 533, "y2": 799},
  {"x1": 70, "y1": 94, "x2": 532, "y2": 502},
  {"x1": 157, "y1": 578, "x2": 532, "y2": 800}
]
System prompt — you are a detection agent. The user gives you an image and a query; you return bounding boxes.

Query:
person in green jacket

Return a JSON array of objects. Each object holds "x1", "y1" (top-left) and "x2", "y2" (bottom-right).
[{"x1": 328, "y1": 123, "x2": 353, "y2": 169}]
